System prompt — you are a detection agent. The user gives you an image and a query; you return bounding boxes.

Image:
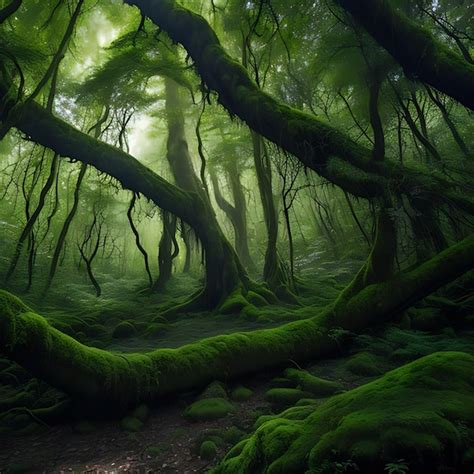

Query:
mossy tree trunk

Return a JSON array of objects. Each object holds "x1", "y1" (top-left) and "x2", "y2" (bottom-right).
[
  {"x1": 252, "y1": 132, "x2": 291, "y2": 297},
  {"x1": 334, "y1": 0, "x2": 474, "y2": 110},
  {"x1": 153, "y1": 210, "x2": 178, "y2": 292},
  {"x1": 121, "y1": 0, "x2": 474, "y2": 217},
  {"x1": 1, "y1": 233, "x2": 473, "y2": 408},
  {"x1": 162, "y1": 77, "x2": 251, "y2": 308}
]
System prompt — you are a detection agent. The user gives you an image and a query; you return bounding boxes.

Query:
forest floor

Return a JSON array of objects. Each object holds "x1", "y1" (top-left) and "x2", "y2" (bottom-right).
[{"x1": 1, "y1": 252, "x2": 473, "y2": 473}]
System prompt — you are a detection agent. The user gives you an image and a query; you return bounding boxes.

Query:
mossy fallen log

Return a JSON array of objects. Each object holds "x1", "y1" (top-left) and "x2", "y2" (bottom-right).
[
  {"x1": 213, "y1": 351, "x2": 474, "y2": 473},
  {"x1": 0, "y1": 235, "x2": 472, "y2": 409}
]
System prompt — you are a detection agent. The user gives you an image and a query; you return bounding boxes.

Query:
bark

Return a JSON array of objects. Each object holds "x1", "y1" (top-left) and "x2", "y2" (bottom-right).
[
  {"x1": 252, "y1": 133, "x2": 289, "y2": 294},
  {"x1": 127, "y1": 193, "x2": 153, "y2": 287},
  {"x1": 0, "y1": 0, "x2": 22, "y2": 25},
  {"x1": 1, "y1": 233, "x2": 473, "y2": 408},
  {"x1": 209, "y1": 163, "x2": 254, "y2": 271},
  {"x1": 335, "y1": 0, "x2": 474, "y2": 110},
  {"x1": 367, "y1": 73, "x2": 385, "y2": 161},
  {"x1": 45, "y1": 163, "x2": 87, "y2": 292},
  {"x1": 4, "y1": 152, "x2": 59, "y2": 282},
  {"x1": 425, "y1": 86, "x2": 471, "y2": 158},
  {"x1": 121, "y1": 0, "x2": 474, "y2": 215},
  {"x1": 154, "y1": 211, "x2": 178, "y2": 292}
]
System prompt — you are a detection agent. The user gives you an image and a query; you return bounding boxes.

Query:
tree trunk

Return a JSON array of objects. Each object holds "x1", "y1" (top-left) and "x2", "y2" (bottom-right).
[
  {"x1": 1, "y1": 233, "x2": 473, "y2": 409},
  {"x1": 209, "y1": 163, "x2": 254, "y2": 271},
  {"x1": 153, "y1": 211, "x2": 178, "y2": 292},
  {"x1": 162, "y1": 77, "x2": 250, "y2": 308},
  {"x1": 121, "y1": 0, "x2": 474, "y2": 215}
]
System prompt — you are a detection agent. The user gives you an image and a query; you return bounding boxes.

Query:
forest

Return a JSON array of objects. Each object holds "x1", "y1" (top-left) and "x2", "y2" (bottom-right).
[{"x1": 0, "y1": 0, "x2": 473, "y2": 472}]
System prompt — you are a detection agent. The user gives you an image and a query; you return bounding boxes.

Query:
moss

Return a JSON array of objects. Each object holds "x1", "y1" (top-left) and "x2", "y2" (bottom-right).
[
  {"x1": 200, "y1": 440, "x2": 218, "y2": 460},
  {"x1": 112, "y1": 321, "x2": 136, "y2": 339},
  {"x1": 265, "y1": 388, "x2": 314, "y2": 409},
  {"x1": 284, "y1": 368, "x2": 344, "y2": 397},
  {"x1": 222, "y1": 426, "x2": 247, "y2": 444},
  {"x1": 185, "y1": 397, "x2": 235, "y2": 422},
  {"x1": 120, "y1": 416, "x2": 143, "y2": 432},
  {"x1": 230, "y1": 386, "x2": 253, "y2": 402},
  {"x1": 145, "y1": 445, "x2": 167, "y2": 458},
  {"x1": 409, "y1": 307, "x2": 450, "y2": 332},
  {"x1": 131, "y1": 403, "x2": 150, "y2": 422},
  {"x1": 344, "y1": 351, "x2": 382, "y2": 376},
  {"x1": 144, "y1": 323, "x2": 169, "y2": 339},
  {"x1": 246, "y1": 291, "x2": 268, "y2": 307},
  {"x1": 214, "y1": 352, "x2": 474, "y2": 474},
  {"x1": 199, "y1": 381, "x2": 228, "y2": 400},
  {"x1": 241, "y1": 304, "x2": 259, "y2": 321},
  {"x1": 219, "y1": 291, "x2": 248, "y2": 314}
]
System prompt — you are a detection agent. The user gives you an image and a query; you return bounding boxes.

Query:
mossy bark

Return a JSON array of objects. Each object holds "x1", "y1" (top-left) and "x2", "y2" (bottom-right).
[
  {"x1": 1, "y1": 234, "x2": 473, "y2": 408},
  {"x1": 121, "y1": 0, "x2": 474, "y2": 216},
  {"x1": 335, "y1": 0, "x2": 474, "y2": 110},
  {"x1": 162, "y1": 77, "x2": 250, "y2": 308}
]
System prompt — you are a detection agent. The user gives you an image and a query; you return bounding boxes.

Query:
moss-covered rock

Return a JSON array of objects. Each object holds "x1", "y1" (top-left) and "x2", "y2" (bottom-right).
[
  {"x1": 199, "y1": 381, "x2": 228, "y2": 400},
  {"x1": 200, "y1": 440, "x2": 218, "y2": 460},
  {"x1": 284, "y1": 368, "x2": 343, "y2": 397},
  {"x1": 214, "y1": 352, "x2": 474, "y2": 474},
  {"x1": 120, "y1": 416, "x2": 143, "y2": 432},
  {"x1": 265, "y1": 388, "x2": 314, "y2": 409},
  {"x1": 231, "y1": 386, "x2": 253, "y2": 402},
  {"x1": 222, "y1": 426, "x2": 246, "y2": 445},
  {"x1": 185, "y1": 397, "x2": 236, "y2": 422},
  {"x1": 112, "y1": 321, "x2": 136, "y2": 339},
  {"x1": 344, "y1": 351, "x2": 382, "y2": 376}
]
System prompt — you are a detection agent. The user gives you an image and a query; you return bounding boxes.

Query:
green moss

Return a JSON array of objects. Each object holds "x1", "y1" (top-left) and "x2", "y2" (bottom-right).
[
  {"x1": 219, "y1": 291, "x2": 248, "y2": 314},
  {"x1": 265, "y1": 388, "x2": 314, "y2": 409},
  {"x1": 222, "y1": 426, "x2": 246, "y2": 444},
  {"x1": 246, "y1": 291, "x2": 268, "y2": 307},
  {"x1": 131, "y1": 403, "x2": 150, "y2": 422},
  {"x1": 200, "y1": 440, "x2": 218, "y2": 460},
  {"x1": 344, "y1": 351, "x2": 382, "y2": 376},
  {"x1": 231, "y1": 386, "x2": 253, "y2": 402},
  {"x1": 120, "y1": 416, "x2": 143, "y2": 432},
  {"x1": 185, "y1": 397, "x2": 235, "y2": 422},
  {"x1": 214, "y1": 352, "x2": 474, "y2": 474},
  {"x1": 409, "y1": 307, "x2": 450, "y2": 332},
  {"x1": 199, "y1": 381, "x2": 228, "y2": 400},
  {"x1": 144, "y1": 323, "x2": 169, "y2": 339},
  {"x1": 284, "y1": 368, "x2": 343, "y2": 397},
  {"x1": 145, "y1": 444, "x2": 167, "y2": 458},
  {"x1": 112, "y1": 321, "x2": 136, "y2": 339}
]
